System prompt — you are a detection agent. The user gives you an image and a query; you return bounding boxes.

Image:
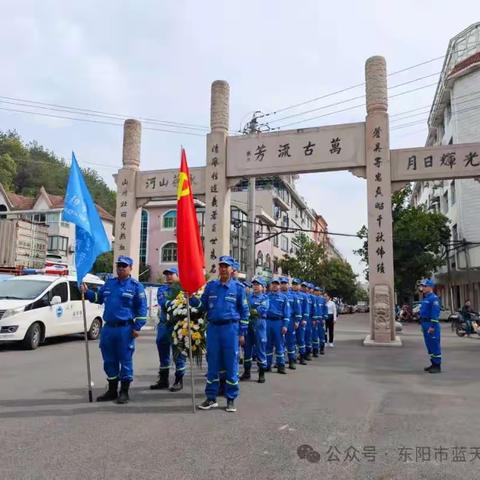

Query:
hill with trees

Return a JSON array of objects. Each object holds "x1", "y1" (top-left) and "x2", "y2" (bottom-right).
[{"x1": 0, "y1": 130, "x2": 116, "y2": 215}]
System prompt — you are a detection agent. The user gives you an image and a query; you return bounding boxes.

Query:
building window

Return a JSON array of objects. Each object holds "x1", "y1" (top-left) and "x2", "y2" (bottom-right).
[
  {"x1": 161, "y1": 242, "x2": 177, "y2": 263},
  {"x1": 273, "y1": 256, "x2": 279, "y2": 274},
  {"x1": 256, "y1": 250, "x2": 264, "y2": 266},
  {"x1": 139, "y1": 210, "x2": 148, "y2": 264},
  {"x1": 0, "y1": 204, "x2": 6, "y2": 219},
  {"x1": 273, "y1": 235, "x2": 279, "y2": 247},
  {"x1": 280, "y1": 235, "x2": 289, "y2": 252},
  {"x1": 452, "y1": 224, "x2": 458, "y2": 242},
  {"x1": 265, "y1": 253, "x2": 271, "y2": 270},
  {"x1": 230, "y1": 206, "x2": 247, "y2": 271},
  {"x1": 442, "y1": 191, "x2": 449, "y2": 214},
  {"x1": 163, "y1": 210, "x2": 177, "y2": 229},
  {"x1": 196, "y1": 208, "x2": 205, "y2": 240},
  {"x1": 48, "y1": 235, "x2": 68, "y2": 252},
  {"x1": 450, "y1": 181, "x2": 456, "y2": 206}
]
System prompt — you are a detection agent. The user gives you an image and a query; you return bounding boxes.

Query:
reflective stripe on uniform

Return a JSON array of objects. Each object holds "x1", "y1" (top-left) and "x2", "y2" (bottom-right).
[{"x1": 226, "y1": 379, "x2": 238, "y2": 386}]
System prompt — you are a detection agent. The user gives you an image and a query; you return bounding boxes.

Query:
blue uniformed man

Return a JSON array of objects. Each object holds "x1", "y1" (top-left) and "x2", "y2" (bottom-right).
[
  {"x1": 266, "y1": 278, "x2": 290, "y2": 374},
  {"x1": 191, "y1": 256, "x2": 249, "y2": 412},
  {"x1": 301, "y1": 281, "x2": 313, "y2": 360},
  {"x1": 150, "y1": 267, "x2": 186, "y2": 392},
  {"x1": 81, "y1": 255, "x2": 147, "y2": 404},
  {"x1": 280, "y1": 277, "x2": 302, "y2": 369},
  {"x1": 418, "y1": 279, "x2": 442, "y2": 373},
  {"x1": 291, "y1": 279, "x2": 307, "y2": 365},
  {"x1": 240, "y1": 277, "x2": 269, "y2": 383},
  {"x1": 313, "y1": 286, "x2": 327, "y2": 355}
]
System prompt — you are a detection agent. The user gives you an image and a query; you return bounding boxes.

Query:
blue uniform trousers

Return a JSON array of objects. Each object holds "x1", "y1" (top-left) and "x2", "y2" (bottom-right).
[
  {"x1": 244, "y1": 319, "x2": 267, "y2": 369},
  {"x1": 156, "y1": 321, "x2": 186, "y2": 377},
  {"x1": 100, "y1": 324, "x2": 135, "y2": 382},
  {"x1": 305, "y1": 319, "x2": 313, "y2": 354},
  {"x1": 421, "y1": 321, "x2": 442, "y2": 366},
  {"x1": 285, "y1": 320, "x2": 297, "y2": 362},
  {"x1": 266, "y1": 319, "x2": 286, "y2": 368},
  {"x1": 312, "y1": 319, "x2": 326, "y2": 353},
  {"x1": 205, "y1": 322, "x2": 240, "y2": 400},
  {"x1": 296, "y1": 323, "x2": 306, "y2": 356}
]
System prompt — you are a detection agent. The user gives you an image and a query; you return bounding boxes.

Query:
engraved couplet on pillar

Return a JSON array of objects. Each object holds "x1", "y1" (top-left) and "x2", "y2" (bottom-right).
[
  {"x1": 204, "y1": 80, "x2": 231, "y2": 276},
  {"x1": 365, "y1": 56, "x2": 395, "y2": 343},
  {"x1": 114, "y1": 168, "x2": 142, "y2": 279}
]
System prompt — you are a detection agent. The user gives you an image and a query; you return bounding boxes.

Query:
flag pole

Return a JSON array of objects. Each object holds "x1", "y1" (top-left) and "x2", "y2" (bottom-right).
[
  {"x1": 81, "y1": 291, "x2": 94, "y2": 403},
  {"x1": 185, "y1": 292, "x2": 196, "y2": 414}
]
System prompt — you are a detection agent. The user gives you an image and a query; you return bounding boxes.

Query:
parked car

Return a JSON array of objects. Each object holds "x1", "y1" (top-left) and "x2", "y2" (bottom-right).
[
  {"x1": 356, "y1": 303, "x2": 370, "y2": 313},
  {"x1": 0, "y1": 273, "x2": 104, "y2": 349}
]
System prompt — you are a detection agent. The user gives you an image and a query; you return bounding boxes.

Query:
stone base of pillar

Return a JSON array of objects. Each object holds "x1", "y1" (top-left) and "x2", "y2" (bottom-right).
[{"x1": 363, "y1": 335, "x2": 402, "y2": 347}]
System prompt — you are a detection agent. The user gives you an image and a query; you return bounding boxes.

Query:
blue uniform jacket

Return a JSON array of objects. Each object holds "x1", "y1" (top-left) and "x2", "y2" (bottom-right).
[
  {"x1": 298, "y1": 291, "x2": 310, "y2": 322},
  {"x1": 86, "y1": 276, "x2": 148, "y2": 331},
  {"x1": 192, "y1": 278, "x2": 250, "y2": 335},
  {"x1": 290, "y1": 290, "x2": 303, "y2": 324},
  {"x1": 419, "y1": 292, "x2": 441, "y2": 323},
  {"x1": 157, "y1": 283, "x2": 178, "y2": 323},
  {"x1": 316, "y1": 296, "x2": 328, "y2": 319},
  {"x1": 248, "y1": 293, "x2": 269, "y2": 319},
  {"x1": 284, "y1": 289, "x2": 302, "y2": 324},
  {"x1": 266, "y1": 291, "x2": 290, "y2": 329}
]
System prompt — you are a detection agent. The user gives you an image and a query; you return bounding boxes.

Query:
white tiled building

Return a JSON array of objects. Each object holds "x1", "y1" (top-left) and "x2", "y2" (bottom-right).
[{"x1": 411, "y1": 22, "x2": 480, "y2": 310}]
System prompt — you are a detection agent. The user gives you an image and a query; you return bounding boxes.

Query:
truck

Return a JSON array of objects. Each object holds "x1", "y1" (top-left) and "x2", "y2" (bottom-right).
[{"x1": 0, "y1": 219, "x2": 48, "y2": 270}]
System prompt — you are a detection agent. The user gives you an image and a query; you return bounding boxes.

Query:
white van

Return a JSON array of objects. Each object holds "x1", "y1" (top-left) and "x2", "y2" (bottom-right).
[{"x1": 0, "y1": 273, "x2": 104, "y2": 350}]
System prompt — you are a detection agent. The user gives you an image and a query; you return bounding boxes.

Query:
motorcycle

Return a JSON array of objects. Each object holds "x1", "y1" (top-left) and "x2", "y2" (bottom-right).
[
  {"x1": 449, "y1": 311, "x2": 480, "y2": 337},
  {"x1": 399, "y1": 304, "x2": 416, "y2": 323}
]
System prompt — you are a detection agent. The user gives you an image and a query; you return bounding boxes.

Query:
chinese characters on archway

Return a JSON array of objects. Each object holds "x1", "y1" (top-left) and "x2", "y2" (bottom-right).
[
  {"x1": 137, "y1": 169, "x2": 201, "y2": 197},
  {"x1": 391, "y1": 144, "x2": 480, "y2": 182},
  {"x1": 246, "y1": 137, "x2": 344, "y2": 163},
  {"x1": 372, "y1": 126, "x2": 387, "y2": 276},
  {"x1": 208, "y1": 143, "x2": 220, "y2": 274},
  {"x1": 117, "y1": 176, "x2": 130, "y2": 253}
]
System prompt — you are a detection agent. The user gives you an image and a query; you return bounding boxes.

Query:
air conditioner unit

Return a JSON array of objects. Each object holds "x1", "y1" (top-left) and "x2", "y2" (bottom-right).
[{"x1": 69, "y1": 245, "x2": 75, "y2": 253}]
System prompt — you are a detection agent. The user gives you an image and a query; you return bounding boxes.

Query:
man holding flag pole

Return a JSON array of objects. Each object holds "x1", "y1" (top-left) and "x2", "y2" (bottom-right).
[{"x1": 62, "y1": 153, "x2": 112, "y2": 402}]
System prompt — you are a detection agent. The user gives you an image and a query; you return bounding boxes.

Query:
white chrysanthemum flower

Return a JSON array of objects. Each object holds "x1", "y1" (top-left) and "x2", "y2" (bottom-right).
[
  {"x1": 195, "y1": 339, "x2": 201, "y2": 345},
  {"x1": 173, "y1": 339, "x2": 178, "y2": 345},
  {"x1": 198, "y1": 319, "x2": 204, "y2": 325}
]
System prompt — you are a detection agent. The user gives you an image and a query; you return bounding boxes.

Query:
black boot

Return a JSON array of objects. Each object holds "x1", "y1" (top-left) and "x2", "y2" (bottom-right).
[
  {"x1": 305, "y1": 352, "x2": 312, "y2": 361},
  {"x1": 320, "y1": 348, "x2": 325, "y2": 355},
  {"x1": 277, "y1": 365, "x2": 287, "y2": 374},
  {"x1": 150, "y1": 370, "x2": 169, "y2": 390},
  {"x1": 96, "y1": 379, "x2": 118, "y2": 402},
  {"x1": 288, "y1": 360, "x2": 296, "y2": 370},
  {"x1": 258, "y1": 367, "x2": 266, "y2": 383},
  {"x1": 299, "y1": 355, "x2": 307, "y2": 365},
  {"x1": 313, "y1": 351, "x2": 319, "y2": 358},
  {"x1": 424, "y1": 364, "x2": 433, "y2": 372},
  {"x1": 218, "y1": 378, "x2": 226, "y2": 396},
  {"x1": 240, "y1": 367, "x2": 251, "y2": 381},
  {"x1": 169, "y1": 374, "x2": 183, "y2": 392},
  {"x1": 428, "y1": 364, "x2": 441, "y2": 374},
  {"x1": 116, "y1": 380, "x2": 130, "y2": 404}
]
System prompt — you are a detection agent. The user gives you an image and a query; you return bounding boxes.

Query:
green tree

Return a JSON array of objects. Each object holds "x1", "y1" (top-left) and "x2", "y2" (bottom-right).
[
  {"x1": 92, "y1": 251, "x2": 113, "y2": 274},
  {"x1": 354, "y1": 185, "x2": 450, "y2": 302},
  {"x1": 278, "y1": 233, "x2": 359, "y2": 303},
  {"x1": 0, "y1": 153, "x2": 17, "y2": 190},
  {"x1": 0, "y1": 130, "x2": 116, "y2": 215}
]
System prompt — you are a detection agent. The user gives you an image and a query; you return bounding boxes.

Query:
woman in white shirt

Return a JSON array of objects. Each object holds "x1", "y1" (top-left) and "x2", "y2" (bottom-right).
[{"x1": 325, "y1": 293, "x2": 337, "y2": 347}]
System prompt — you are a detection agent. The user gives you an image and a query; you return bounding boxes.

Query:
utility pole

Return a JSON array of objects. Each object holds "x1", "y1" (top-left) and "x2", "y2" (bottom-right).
[{"x1": 243, "y1": 111, "x2": 264, "y2": 280}]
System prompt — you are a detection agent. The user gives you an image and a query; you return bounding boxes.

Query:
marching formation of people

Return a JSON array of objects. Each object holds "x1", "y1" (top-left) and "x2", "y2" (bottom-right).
[{"x1": 81, "y1": 254, "x2": 337, "y2": 412}]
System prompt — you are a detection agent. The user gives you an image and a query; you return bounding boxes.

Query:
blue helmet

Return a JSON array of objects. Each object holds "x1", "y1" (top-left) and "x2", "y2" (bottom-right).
[
  {"x1": 252, "y1": 277, "x2": 266, "y2": 287},
  {"x1": 117, "y1": 255, "x2": 133, "y2": 266},
  {"x1": 420, "y1": 278, "x2": 435, "y2": 287},
  {"x1": 218, "y1": 255, "x2": 235, "y2": 267}
]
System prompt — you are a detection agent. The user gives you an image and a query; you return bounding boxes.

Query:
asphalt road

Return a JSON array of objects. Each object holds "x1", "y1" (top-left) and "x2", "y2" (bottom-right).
[{"x1": 1, "y1": 314, "x2": 480, "y2": 480}]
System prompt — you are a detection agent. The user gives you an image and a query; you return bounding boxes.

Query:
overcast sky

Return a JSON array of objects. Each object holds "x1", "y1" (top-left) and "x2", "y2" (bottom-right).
[{"x1": 0, "y1": 1, "x2": 478, "y2": 278}]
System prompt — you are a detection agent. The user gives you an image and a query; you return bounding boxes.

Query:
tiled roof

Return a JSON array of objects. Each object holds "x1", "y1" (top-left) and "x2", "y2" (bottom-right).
[
  {"x1": 5, "y1": 192, "x2": 35, "y2": 210},
  {"x1": 2, "y1": 184, "x2": 114, "y2": 222}
]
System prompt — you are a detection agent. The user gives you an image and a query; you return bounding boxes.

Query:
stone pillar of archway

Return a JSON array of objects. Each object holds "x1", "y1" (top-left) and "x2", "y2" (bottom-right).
[
  {"x1": 113, "y1": 119, "x2": 143, "y2": 279},
  {"x1": 204, "y1": 81, "x2": 231, "y2": 276},
  {"x1": 364, "y1": 56, "x2": 401, "y2": 346}
]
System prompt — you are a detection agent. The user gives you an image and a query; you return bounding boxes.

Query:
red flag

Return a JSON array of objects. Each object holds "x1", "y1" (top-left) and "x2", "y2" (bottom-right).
[{"x1": 176, "y1": 148, "x2": 205, "y2": 294}]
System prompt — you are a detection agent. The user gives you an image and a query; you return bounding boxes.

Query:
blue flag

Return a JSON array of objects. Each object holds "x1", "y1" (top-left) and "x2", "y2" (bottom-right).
[{"x1": 63, "y1": 152, "x2": 111, "y2": 286}]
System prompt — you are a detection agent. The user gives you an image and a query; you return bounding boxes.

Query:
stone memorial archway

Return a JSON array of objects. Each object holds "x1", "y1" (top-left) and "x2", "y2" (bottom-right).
[{"x1": 114, "y1": 56, "x2": 480, "y2": 346}]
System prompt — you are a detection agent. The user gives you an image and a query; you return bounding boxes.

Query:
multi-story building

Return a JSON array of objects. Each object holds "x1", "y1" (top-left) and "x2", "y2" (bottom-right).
[
  {"x1": 411, "y1": 22, "x2": 480, "y2": 310},
  {"x1": 142, "y1": 175, "x2": 338, "y2": 282},
  {"x1": 0, "y1": 184, "x2": 115, "y2": 265}
]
